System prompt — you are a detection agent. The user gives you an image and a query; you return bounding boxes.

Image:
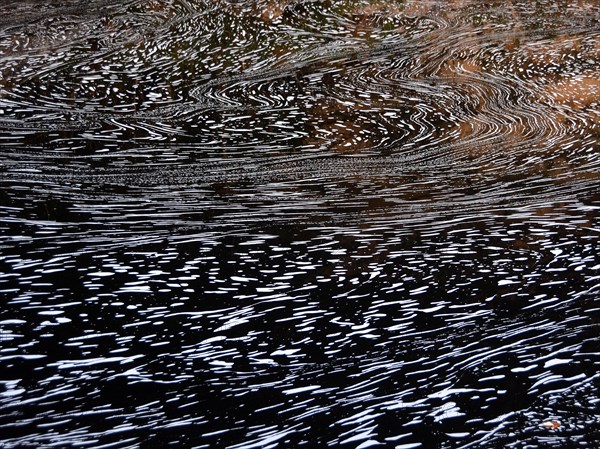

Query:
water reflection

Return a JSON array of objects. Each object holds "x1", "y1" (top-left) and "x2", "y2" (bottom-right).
[{"x1": 0, "y1": 0, "x2": 599, "y2": 448}]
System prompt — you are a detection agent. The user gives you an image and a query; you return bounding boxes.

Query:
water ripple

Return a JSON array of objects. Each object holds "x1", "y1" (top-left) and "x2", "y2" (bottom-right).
[{"x1": 0, "y1": 0, "x2": 599, "y2": 448}]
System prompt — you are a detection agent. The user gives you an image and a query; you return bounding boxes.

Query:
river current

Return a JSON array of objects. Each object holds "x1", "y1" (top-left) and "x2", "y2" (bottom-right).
[{"x1": 0, "y1": 1, "x2": 599, "y2": 448}]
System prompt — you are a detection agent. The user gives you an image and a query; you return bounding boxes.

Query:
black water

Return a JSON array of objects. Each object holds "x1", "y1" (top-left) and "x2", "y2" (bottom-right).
[{"x1": 1, "y1": 0, "x2": 599, "y2": 448}]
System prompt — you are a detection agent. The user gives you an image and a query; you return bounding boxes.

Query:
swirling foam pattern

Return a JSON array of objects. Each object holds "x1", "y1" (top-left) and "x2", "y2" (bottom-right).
[{"x1": 0, "y1": 0, "x2": 599, "y2": 448}]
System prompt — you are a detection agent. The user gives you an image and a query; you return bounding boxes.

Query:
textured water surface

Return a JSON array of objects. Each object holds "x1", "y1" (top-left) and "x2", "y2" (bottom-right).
[{"x1": 0, "y1": 0, "x2": 599, "y2": 448}]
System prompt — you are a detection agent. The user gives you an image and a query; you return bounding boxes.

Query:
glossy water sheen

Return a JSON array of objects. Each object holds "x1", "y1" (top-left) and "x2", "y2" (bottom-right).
[{"x1": 0, "y1": 0, "x2": 599, "y2": 447}]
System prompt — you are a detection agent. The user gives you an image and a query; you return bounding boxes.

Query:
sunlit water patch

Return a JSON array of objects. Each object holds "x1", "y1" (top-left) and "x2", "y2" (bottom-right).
[{"x1": 0, "y1": 0, "x2": 599, "y2": 448}]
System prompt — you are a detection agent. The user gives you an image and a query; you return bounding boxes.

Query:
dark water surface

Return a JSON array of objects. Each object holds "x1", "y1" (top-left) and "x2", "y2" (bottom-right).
[{"x1": 1, "y1": 0, "x2": 599, "y2": 447}]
